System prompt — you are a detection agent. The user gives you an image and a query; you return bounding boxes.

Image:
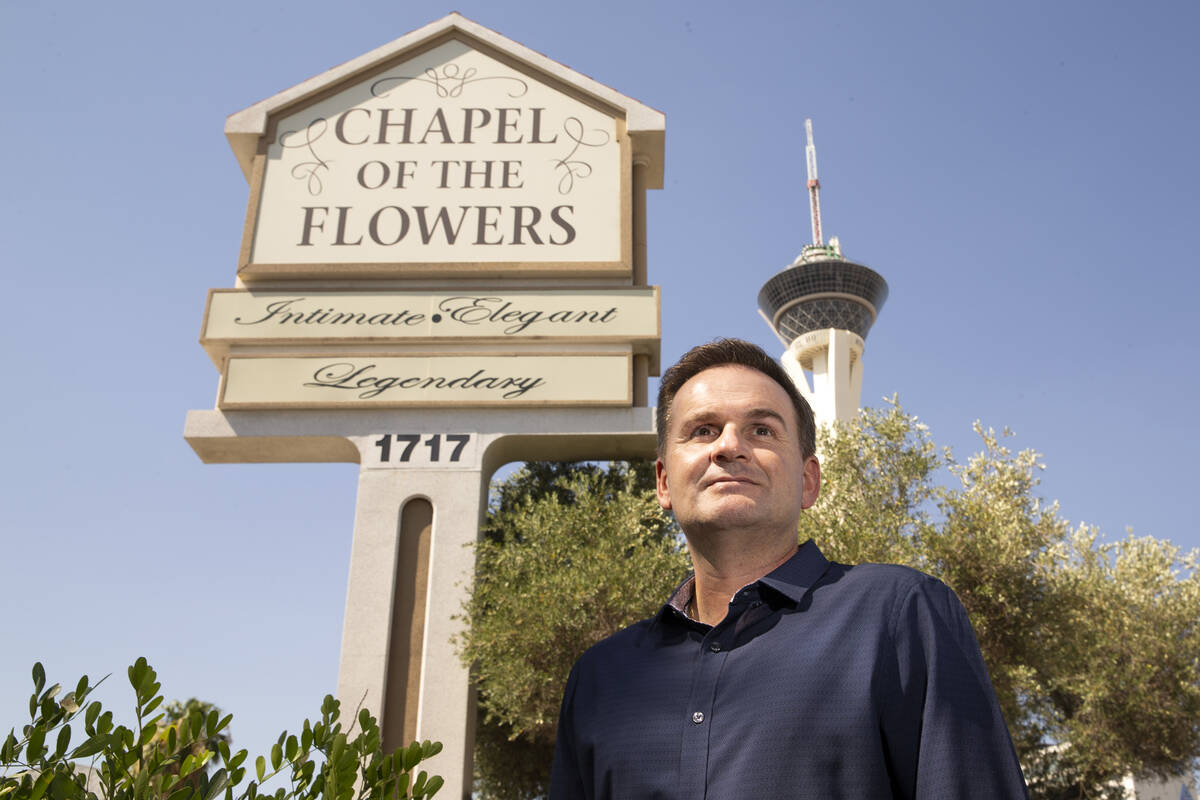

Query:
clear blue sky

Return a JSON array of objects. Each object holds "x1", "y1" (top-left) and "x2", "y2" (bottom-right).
[{"x1": 2, "y1": 0, "x2": 1198, "y2": 778}]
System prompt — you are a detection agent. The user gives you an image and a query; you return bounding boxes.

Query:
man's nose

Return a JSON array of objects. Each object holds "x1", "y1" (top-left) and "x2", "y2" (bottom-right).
[{"x1": 712, "y1": 424, "x2": 748, "y2": 460}]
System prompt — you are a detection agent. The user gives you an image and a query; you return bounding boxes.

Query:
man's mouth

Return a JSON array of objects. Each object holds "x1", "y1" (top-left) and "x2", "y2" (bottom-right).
[{"x1": 707, "y1": 475, "x2": 756, "y2": 487}]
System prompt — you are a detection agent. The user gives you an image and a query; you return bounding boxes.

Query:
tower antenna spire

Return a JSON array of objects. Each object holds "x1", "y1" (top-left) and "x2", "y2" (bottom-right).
[{"x1": 805, "y1": 118, "x2": 823, "y2": 246}]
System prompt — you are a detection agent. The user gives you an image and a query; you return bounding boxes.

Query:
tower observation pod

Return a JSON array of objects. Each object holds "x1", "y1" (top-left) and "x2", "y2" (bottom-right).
[{"x1": 757, "y1": 119, "x2": 888, "y2": 429}]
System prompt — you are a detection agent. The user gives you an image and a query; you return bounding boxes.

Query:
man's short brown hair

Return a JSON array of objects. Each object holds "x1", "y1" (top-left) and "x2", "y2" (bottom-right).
[{"x1": 655, "y1": 338, "x2": 816, "y2": 458}]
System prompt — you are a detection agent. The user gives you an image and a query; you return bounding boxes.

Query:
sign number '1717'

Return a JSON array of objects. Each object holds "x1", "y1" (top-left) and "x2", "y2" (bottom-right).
[{"x1": 374, "y1": 433, "x2": 471, "y2": 464}]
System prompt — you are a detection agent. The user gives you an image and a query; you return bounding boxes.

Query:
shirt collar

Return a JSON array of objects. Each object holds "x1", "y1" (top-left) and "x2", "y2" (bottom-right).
[
  {"x1": 657, "y1": 539, "x2": 832, "y2": 623},
  {"x1": 757, "y1": 539, "x2": 832, "y2": 604},
  {"x1": 665, "y1": 574, "x2": 696, "y2": 619}
]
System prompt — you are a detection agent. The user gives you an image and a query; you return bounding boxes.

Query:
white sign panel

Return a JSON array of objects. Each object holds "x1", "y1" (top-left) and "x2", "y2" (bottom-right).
[
  {"x1": 219, "y1": 353, "x2": 631, "y2": 409},
  {"x1": 247, "y1": 39, "x2": 624, "y2": 271},
  {"x1": 203, "y1": 288, "x2": 657, "y2": 346}
]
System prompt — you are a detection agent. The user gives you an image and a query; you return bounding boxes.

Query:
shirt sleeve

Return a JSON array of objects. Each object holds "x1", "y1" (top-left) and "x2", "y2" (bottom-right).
[
  {"x1": 549, "y1": 663, "x2": 588, "y2": 800},
  {"x1": 888, "y1": 576, "x2": 1030, "y2": 800}
]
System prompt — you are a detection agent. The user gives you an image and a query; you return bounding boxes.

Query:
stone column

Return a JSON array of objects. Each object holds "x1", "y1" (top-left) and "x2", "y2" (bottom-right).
[{"x1": 337, "y1": 443, "x2": 487, "y2": 800}]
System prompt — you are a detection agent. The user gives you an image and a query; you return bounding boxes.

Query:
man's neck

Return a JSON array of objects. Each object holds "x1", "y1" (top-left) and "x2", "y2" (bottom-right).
[{"x1": 686, "y1": 533, "x2": 798, "y2": 626}]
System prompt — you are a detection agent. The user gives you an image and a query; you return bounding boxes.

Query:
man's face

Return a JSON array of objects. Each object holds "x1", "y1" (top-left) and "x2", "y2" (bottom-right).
[{"x1": 655, "y1": 364, "x2": 820, "y2": 540}]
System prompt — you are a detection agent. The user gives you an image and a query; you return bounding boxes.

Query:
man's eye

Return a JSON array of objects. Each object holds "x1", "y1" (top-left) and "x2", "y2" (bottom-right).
[
  {"x1": 753, "y1": 425, "x2": 774, "y2": 436},
  {"x1": 692, "y1": 425, "x2": 716, "y2": 438}
]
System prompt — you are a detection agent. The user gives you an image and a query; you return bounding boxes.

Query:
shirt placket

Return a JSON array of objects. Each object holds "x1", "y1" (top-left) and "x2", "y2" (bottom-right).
[{"x1": 677, "y1": 595, "x2": 749, "y2": 798}]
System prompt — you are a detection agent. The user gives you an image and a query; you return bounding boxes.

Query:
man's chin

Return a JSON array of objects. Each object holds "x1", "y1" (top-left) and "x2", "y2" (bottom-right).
[{"x1": 691, "y1": 498, "x2": 764, "y2": 528}]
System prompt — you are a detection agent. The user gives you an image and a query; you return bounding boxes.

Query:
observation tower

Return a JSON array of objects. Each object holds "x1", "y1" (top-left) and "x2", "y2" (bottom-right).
[{"x1": 757, "y1": 119, "x2": 889, "y2": 429}]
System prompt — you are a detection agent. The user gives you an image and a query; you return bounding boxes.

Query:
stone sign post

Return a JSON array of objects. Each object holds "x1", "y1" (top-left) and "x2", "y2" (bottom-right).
[{"x1": 184, "y1": 14, "x2": 663, "y2": 799}]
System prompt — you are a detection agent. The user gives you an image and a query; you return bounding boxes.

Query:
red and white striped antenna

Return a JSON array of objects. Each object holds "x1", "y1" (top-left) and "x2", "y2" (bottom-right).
[{"x1": 805, "y1": 118, "x2": 823, "y2": 246}]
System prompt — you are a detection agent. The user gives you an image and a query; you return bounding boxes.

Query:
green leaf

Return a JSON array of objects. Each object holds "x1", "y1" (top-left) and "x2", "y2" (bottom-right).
[
  {"x1": 38, "y1": 697, "x2": 60, "y2": 725},
  {"x1": 255, "y1": 755, "x2": 266, "y2": 782},
  {"x1": 1, "y1": 731, "x2": 16, "y2": 762},
  {"x1": 26, "y1": 725, "x2": 45, "y2": 762},
  {"x1": 134, "y1": 764, "x2": 150, "y2": 796},
  {"x1": 269, "y1": 742, "x2": 282, "y2": 772},
  {"x1": 140, "y1": 680, "x2": 161, "y2": 706},
  {"x1": 43, "y1": 684, "x2": 61, "y2": 702},
  {"x1": 203, "y1": 768, "x2": 228, "y2": 800},
  {"x1": 402, "y1": 742, "x2": 420, "y2": 772},
  {"x1": 214, "y1": 714, "x2": 232, "y2": 735},
  {"x1": 189, "y1": 709, "x2": 203, "y2": 740},
  {"x1": 53, "y1": 725, "x2": 71, "y2": 759},
  {"x1": 32, "y1": 663, "x2": 46, "y2": 695},
  {"x1": 423, "y1": 774, "x2": 445, "y2": 798},
  {"x1": 84, "y1": 701, "x2": 101, "y2": 731},
  {"x1": 166, "y1": 786, "x2": 193, "y2": 800},
  {"x1": 28, "y1": 769, "x2": 53, "y2": 800},
  {"x1": 48, "y1": 771, "x2": 75, "y2": 799},
  {"x1": 329, "y1": 732, "x2": 346, "y2": 764},
  {"x1": 73, "y1": 675, "x2": 89, "y2": 702},
  {"x1": 284, "y1": 735, "x2": 297, "y2": 762},
  {"x1": 70, "y1": 733, "x2": 107, "y2": 759},
  {"x1": 143, "y1": 695, "x2": 163, "y2": 716}
]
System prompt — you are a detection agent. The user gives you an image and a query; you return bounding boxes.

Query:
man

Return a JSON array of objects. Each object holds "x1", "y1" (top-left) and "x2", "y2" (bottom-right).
[{"x1": 550, "y1": 338, "x2": 1028, "y2": 799}]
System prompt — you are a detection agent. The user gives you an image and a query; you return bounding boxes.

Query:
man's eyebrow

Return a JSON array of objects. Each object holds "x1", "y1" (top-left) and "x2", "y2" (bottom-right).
[{"x1": 745, "y1": 408, "x2": 790, "y2": 428}]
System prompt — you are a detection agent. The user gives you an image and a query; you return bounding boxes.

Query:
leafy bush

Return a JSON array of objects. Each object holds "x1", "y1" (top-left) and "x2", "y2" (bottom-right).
[{"x1": 0, "y1": 658, "x2": 443, "y2": 800}]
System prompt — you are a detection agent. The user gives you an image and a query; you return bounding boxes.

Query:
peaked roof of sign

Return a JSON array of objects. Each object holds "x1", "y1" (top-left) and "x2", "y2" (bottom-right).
[{"x1": 224, "y1": 12, "x2": 665, "y2": 185}]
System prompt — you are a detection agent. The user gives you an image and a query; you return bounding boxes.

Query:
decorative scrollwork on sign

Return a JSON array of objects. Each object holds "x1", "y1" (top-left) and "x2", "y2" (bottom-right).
[
  {"x1": 552, "y1": 117, "x2": 610, "y2": 195},
  {"x1": 370, "y1": 64, "x2": 529, "y2": 99},
  {"x1": 278, "y1": 118, "x2": 330, "y2": 196}
]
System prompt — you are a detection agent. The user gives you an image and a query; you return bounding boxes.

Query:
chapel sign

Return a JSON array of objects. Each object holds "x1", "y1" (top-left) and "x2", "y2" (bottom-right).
[
  {"x1": 188, "y1": 16, "x2": 663, "y2": 799},
  {"x1": 230, "y1": 26, "x2": 659, "y2": 280}
]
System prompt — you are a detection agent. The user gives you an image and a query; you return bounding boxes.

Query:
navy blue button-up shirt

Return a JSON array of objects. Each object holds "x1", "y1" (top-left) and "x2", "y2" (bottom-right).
[{"x1": 550, "y1": 540, "x2": 1028, "y2": 799}]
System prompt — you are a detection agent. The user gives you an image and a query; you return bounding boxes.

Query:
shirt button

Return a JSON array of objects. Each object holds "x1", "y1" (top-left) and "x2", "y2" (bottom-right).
[
  {"x1": 692, "y1": 711, "x2": 705, "y2": 724},
  {"x1": 709, "y1": 642, "x2": 721, "y2": 653}
]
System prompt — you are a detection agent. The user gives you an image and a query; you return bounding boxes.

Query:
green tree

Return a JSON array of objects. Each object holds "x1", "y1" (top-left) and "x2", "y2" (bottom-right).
[
  {"x1": 462, "y1": 402, "x2": 1200, "y2": 799},
  {"x1": 457, "y1": 462, "x2": 690, "y2": 800}
]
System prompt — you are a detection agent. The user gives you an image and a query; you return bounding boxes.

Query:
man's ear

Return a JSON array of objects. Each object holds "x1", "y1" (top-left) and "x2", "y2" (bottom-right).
[
  {"x1": 800, "y1": 455, "x2": 821, "y2": 509},
  {"x1": 655, "y1": 458, "x2": 672, "y2": 511}
]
